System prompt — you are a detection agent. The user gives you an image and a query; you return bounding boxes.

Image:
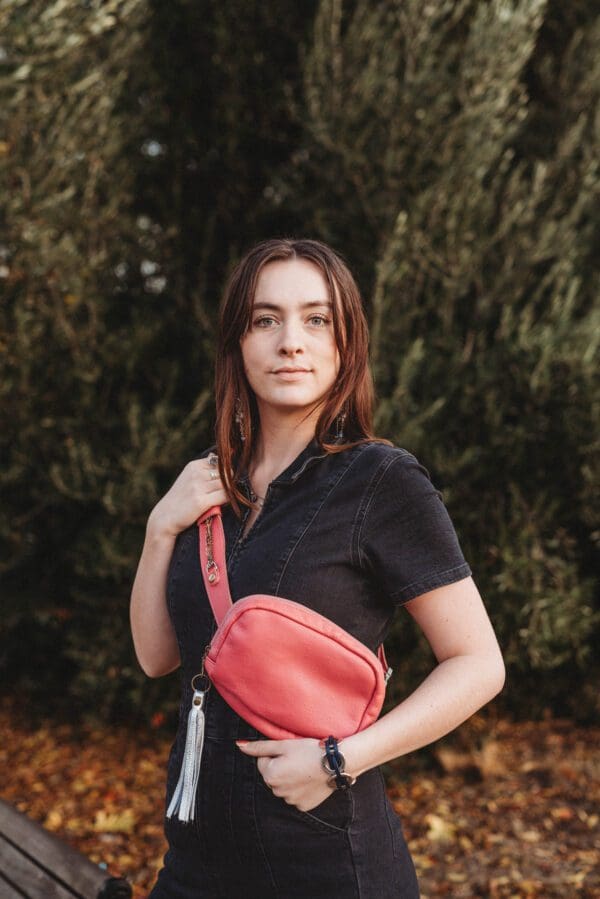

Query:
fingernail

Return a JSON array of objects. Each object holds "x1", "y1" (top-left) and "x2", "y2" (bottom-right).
[{"x1": 236, "y1": 740, "x2": 249, "y2": 747}]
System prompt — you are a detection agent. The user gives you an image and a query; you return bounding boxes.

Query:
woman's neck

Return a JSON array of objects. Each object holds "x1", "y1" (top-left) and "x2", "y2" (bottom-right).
[{"x1": 248, "y1": 410, "x2": 319, "y2": 487}]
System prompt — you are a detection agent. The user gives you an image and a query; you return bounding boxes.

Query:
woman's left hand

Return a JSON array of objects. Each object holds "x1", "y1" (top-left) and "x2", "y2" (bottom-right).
[{"x1": 236, "y1": 738, "x2": 335, "y2": 812}]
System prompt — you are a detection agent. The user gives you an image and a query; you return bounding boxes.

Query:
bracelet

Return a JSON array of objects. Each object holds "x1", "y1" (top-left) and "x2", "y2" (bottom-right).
[{"x1": 320, "y1": 736, "x2": 356, "y2": 790}]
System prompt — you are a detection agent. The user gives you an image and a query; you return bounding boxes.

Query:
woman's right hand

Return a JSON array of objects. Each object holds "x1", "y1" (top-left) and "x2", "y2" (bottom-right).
[{"x1": 147, "y1": 456, "x2": 228, "y2": 539}]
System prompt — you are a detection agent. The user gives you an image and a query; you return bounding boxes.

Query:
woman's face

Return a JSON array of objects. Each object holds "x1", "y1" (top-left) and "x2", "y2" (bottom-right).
[{"x1": 240, "y1": 258, "x2": 341, "y2": 419}]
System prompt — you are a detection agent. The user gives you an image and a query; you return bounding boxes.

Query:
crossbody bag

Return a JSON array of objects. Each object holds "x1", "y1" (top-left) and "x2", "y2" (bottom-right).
[{"x1": 167, "y1": 505, "x2": 392, "y2": 822}]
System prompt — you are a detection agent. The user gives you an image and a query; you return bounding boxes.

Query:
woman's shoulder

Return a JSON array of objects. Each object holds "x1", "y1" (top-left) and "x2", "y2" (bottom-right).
[
  {"x1": 358, "y1": 440, "x2": 415, "y2": 461},
  {"x1": 348, "y1": 440, "x2": 437, "y2": 497},
  {"x1": 353, "y1": 440, "x2": 423, "y2": 472}
]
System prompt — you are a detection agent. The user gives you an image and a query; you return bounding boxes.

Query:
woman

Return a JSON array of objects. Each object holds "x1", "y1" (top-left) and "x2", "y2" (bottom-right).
[{"x1": 130, "y1": 238, "x2": 505, "y2": 898}]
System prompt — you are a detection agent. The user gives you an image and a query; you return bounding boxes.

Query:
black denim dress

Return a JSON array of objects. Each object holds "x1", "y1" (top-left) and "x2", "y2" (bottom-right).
[{"x1": 149, "y1": 439, "x2": 472, "y2": 898}]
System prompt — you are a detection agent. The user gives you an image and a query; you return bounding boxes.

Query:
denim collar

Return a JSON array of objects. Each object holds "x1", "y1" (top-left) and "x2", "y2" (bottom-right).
[
  {"x1": 272, "y1": 437, "x2": 331, "y2": 485},
  {"x1": 237, "y1": 435, "x2": 335, "y2": 489}
]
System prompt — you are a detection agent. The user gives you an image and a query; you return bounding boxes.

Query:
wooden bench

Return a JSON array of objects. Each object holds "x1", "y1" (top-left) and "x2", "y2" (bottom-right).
[{"x1": 0, "y1": 799, "x2": 132, "y2": 898}]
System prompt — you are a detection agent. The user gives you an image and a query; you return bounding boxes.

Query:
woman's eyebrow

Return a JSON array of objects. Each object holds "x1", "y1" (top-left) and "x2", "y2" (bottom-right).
[{"x1": 252, "y1": 300, "x2": 333, "y2": 311}]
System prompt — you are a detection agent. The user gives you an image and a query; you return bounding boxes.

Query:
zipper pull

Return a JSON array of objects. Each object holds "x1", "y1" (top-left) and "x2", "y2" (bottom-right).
[
  {"x1": 199, "y1": 645, "x2": 210, "y2": 680},
  {"x1": 166, "y1": 654, "x2": 211, "y2": 824}
]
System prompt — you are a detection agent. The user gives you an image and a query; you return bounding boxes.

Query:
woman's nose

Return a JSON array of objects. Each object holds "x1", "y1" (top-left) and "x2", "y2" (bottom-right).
[{"x1": 276, "y1": 321, "x2": 305, "y2": 355}]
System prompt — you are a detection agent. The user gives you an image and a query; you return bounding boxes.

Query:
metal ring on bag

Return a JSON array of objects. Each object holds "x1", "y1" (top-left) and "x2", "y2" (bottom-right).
[{"x1": 191, "y1": 672, "x2": 211, "y2": 693}]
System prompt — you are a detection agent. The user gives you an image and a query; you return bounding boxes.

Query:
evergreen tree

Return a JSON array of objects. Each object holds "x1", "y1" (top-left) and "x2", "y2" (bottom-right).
[
  {"x1": 290, "y1": 0, "x2": 599, "y2": 716},
  {"x1": 0, "y1": 0, "x2": 597, "y2": 721},
  {"x1": 0, "y1": 0, "x2": 314, "y2": 721}
]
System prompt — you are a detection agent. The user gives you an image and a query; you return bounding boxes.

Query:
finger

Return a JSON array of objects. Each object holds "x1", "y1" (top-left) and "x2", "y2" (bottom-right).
[
  {"x1": 205, "y1": 467, "x2": 222, "y2": 482},
  {"x1": 203, "y1": 473, "x2": 224, "y2": 493},
  {"x1": 236, "y1": 740, "x2": 283, "y2": 757},
  {"x1": 256, "y1": 758, "x2": 271, "y2": 779},
  {"x1": 206, "y1": 488, "x2": 227, "y2": 507}
]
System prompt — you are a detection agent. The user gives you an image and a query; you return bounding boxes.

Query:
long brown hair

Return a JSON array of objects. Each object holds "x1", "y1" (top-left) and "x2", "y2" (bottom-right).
[{"x1": 214, "y1": 237, "x2": 389, "y2": 514}]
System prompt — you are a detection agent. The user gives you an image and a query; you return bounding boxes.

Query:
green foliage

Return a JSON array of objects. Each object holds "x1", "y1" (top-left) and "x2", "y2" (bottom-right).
[
  {"x1": 0, "y1": 0, "x2": 598, "y2": 722},
  {"x1": 296, "y1": 0, "x2": 599, "y2": 717},
  {"x1": 0, "y1": 0, "x2": 315, "y2": 721}
]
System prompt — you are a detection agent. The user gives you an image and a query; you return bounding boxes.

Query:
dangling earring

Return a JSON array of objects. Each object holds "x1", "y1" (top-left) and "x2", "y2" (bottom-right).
[
  {"x1": 335, "y1": 408, "x2": 347, "y2": 441},
  {"x1": 235, "y1": 397, "x2": 246, "y2": 443}
]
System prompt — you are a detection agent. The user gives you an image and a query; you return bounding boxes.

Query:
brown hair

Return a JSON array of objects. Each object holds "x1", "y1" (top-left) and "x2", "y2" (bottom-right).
[{"x1": 214, "y1": 237, "x2": 389, "y2": 514}]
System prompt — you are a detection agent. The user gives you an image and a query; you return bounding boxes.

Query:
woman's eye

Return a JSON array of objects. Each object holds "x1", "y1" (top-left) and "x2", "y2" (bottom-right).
[{"x1": 251, "y1": 313, "x2": 331, "y2": 329}]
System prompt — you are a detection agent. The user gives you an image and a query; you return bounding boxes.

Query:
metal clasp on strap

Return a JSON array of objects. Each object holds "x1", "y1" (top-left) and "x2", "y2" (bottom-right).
[
  {"x1": 204, "y1": 516, "x2": 220, "y2": 584},
  {"x1": 206, "y1": 559, "x2": 219, "y2": 584},
  {"x1": 384, "y1": 666, "x2": 393, "y2": 685}
]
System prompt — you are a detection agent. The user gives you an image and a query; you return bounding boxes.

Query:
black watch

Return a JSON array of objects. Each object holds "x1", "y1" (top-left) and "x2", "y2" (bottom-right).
[{"x1": 321, "y1": 736, "x2": 357, "y2": 790}]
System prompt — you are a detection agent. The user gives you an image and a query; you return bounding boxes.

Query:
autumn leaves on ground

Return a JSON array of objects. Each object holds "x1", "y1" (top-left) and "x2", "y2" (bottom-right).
[{"x1": 0, "y1": 702, "x2": 598, "y2": 899}]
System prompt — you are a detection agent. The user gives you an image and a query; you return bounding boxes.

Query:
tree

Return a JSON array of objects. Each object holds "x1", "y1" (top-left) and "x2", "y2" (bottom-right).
[
  {"x1": 288, "y1": 0, "x2": 599, "y2": 716},
  {"x1": 0, "y1": 0, "x2": 315, "y2": 721},
  {"x1": 0, "y1": 0, "x2": 597, "y2": 721}
]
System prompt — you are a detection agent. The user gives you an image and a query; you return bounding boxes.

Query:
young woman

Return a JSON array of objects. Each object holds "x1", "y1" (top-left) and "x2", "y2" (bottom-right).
[{"x1": 130, "y1": 238, "x2": 505, "y2": 898}]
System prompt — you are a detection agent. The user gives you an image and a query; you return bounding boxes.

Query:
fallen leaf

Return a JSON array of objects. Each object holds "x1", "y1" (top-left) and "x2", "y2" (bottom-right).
[
  {"x1": 44, "y1": 809, "x2": 63, "y2": 831},
  {"x1": 550, "y1": 806, "x2": 574, "y2": 821},
  {"x1": 424, "y1": 813, "x2": 456, "y2": 843},
  {"x1": 94, "y1": 809, "x2": 136, "y2": 834}
]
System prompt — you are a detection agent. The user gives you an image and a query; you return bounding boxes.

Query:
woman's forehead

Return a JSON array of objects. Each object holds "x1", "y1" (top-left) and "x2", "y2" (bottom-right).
[{"x1": 254, "y1": 257, "x2": 330, "y2": 302}]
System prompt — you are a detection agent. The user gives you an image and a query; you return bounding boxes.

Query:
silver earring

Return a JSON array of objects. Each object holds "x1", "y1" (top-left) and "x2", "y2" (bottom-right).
[
  {"x1": 335, "y1": 409, "x2": 347, "y2": 441},
  {"x1": 235, "y1": 397, "x2": 246, "y2": 443}
]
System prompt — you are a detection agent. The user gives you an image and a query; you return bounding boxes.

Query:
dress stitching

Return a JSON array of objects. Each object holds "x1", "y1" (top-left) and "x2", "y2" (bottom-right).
[
  {"x1": 355, "y1": 453, "x2": 414, "y2": 567},
  {"x1": 390, "y1": 562, "x2": 472, "y2": 603},
  {"x1": 251, "y1": 767, "x2": 280, "y2": 896},
  {"x1": 274, "y1": 445, "x2": 371, "y2": 593}
]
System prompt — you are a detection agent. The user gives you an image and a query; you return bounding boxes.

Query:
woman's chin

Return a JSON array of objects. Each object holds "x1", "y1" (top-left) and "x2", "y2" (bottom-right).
[{"x1": 255, "y1": 393, "x2": 325, "y2": 416}]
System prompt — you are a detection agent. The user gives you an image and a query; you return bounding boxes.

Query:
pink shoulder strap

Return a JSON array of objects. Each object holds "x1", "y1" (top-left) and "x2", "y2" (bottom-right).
[
  {"x1": 197, "y1": 507, "x2": 391, "y2": 680},
  {"x1": 197, "y1": 506, "x2": 233, "y2": 625}
]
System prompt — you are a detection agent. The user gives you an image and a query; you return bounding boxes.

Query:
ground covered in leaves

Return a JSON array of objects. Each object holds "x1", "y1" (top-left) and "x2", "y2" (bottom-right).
[{"x1": 0, "y1": 701, "x2": 598, "y2": 898}]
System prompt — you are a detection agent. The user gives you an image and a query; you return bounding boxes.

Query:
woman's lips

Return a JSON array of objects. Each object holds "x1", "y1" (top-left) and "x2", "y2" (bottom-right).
[{"x1": 271, "y1": 369, "x2": 312, "y2": 380}]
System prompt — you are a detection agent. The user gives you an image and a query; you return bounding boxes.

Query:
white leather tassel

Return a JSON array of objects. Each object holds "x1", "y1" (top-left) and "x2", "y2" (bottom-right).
[{"x1": 166, "y1": 689, "x2": 206, "y2": 822}]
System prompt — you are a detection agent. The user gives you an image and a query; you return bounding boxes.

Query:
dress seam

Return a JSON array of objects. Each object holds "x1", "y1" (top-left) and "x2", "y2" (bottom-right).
[
  {"x1": 251, "y1": 765, "x2": 279, "y2": 897},
  {"x1": 274, "y1": 445, "x2": 370, "y2": 593},
  {"x1": 391, "y1": 561, "x2": 472, "y2": 604}
]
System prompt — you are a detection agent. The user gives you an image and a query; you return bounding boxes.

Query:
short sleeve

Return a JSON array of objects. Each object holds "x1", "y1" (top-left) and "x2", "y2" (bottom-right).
[{"x1": 358, "y1": 452, "x2": 472, "y2": 605}]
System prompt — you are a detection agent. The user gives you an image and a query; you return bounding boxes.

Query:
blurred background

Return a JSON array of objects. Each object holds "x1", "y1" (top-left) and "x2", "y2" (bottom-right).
[{"x1": 0, "y1": 1, "x2": 598, "y2": 895}]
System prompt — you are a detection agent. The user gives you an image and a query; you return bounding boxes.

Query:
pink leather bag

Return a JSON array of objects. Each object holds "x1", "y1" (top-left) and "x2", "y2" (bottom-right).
[
  {"x1": 166, "y1": 504, "x2": 392, "y2": 823},
  {"x1": 200, "y1": 505, "x2": 392, "y2": 741}
]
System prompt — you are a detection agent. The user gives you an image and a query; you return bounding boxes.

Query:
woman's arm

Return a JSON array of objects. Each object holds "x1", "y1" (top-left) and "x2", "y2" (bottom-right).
[
  {"x1": 340, "y1": 575, "x2": 505, "y2": 776},
  {"x1": 129, "y1": 457, "x2": 227, "y2": 678},
  {"x1": 130, "y1": 523, "x2": 180, "y2": 678},
  {"x1": 238, "y1": 576, "x2": 504, "y2": 809}
]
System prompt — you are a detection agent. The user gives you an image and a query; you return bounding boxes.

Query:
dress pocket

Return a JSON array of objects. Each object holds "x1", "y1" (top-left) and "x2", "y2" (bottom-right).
[{"x1": 257, "y1": 778, "x2": 354, "y2": 834}]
